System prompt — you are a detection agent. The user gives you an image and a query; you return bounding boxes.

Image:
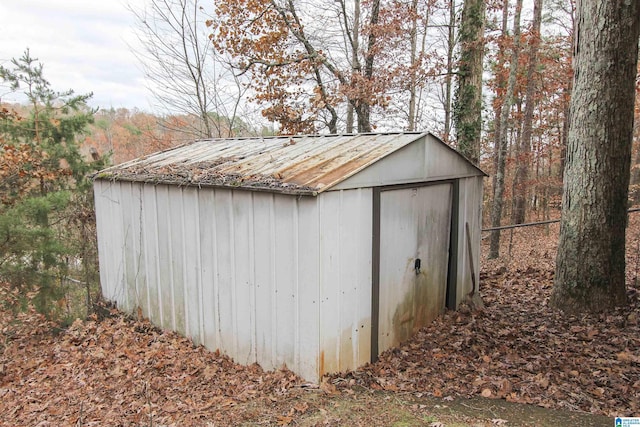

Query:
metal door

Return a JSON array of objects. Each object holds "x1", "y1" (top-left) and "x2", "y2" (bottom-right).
[{"x1": 377, "y1": 183, "x2": 452, "y2": 354}]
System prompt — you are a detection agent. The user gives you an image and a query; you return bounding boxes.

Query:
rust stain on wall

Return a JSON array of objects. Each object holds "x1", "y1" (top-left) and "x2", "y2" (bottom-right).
[
  {"x1": 318, "y1": 350, "x2": 325, "y2": 378},
  {"x1": 318, "y1": 317, "x2": 371, "y2": 380}
]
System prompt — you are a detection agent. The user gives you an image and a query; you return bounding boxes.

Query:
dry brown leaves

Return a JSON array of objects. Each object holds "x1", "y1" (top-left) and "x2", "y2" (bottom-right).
[
  {"x1": 0, "y1": 297, "x2": 303, "y2": 426},
  {"x1": 333, "y1": 217, "x2": 640, "y2": 417}
]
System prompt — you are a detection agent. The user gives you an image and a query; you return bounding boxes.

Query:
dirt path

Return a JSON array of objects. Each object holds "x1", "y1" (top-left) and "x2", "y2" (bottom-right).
[{"x1": 233, "y1": 388, "x2": 612, "y2": 426}]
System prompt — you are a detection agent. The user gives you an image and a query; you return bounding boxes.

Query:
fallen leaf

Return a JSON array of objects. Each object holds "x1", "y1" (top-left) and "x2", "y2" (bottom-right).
[
  {"x1": 293, "y1": 402, "x2": 309, "y2": 414},
  {"x1": 276, "y1": 415, "x2": 293, "y2": 426}
]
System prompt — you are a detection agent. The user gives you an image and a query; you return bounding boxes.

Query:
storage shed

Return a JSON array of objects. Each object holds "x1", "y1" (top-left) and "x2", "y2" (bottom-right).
[{"x1": 93, "y1": 132, "x2": 485, "y2": 383}]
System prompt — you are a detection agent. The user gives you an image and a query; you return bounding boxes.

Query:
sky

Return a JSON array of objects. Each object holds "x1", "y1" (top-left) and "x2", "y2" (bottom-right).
[{"x1": 0, "y1": 0, "x2": 155, "y2": 112}]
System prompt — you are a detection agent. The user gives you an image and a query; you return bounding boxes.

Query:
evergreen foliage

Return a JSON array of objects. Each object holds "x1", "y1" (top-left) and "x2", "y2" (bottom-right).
[{"x1": 0, "y1": 50, "x2": 105, "y2": 320}]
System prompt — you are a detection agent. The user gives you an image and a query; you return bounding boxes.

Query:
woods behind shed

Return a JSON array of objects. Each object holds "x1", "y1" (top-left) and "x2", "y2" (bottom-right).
[{"x1": 93, "y1": 132, "x2": 485, "y2": 383}]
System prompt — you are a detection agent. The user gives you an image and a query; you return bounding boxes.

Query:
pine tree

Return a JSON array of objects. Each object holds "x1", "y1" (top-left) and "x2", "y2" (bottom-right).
[{"x1": 0, "y1": 50, "x2": 103, "y2": 318}]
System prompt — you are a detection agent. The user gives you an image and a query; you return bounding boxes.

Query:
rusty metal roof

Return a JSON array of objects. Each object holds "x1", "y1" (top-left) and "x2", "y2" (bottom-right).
[{"x1": 94, "y1": 133, "x2": 446, "y2": 195}]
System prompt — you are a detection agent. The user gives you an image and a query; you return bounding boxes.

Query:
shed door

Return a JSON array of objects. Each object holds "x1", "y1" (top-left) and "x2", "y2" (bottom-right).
[{"x1": 377, "y1": 184, "x2": 452, "y2": 354}]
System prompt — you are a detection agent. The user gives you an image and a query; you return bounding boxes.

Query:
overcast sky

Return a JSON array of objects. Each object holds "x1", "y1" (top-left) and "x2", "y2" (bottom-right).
[{"x1": 0, "y1": 0, "x2": 155, "y2": 111}]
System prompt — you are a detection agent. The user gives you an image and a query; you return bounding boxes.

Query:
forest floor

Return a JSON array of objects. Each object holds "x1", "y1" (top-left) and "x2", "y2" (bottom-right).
[{"x1": 1, "y1": 214, "x2": 639, "y2": 426}]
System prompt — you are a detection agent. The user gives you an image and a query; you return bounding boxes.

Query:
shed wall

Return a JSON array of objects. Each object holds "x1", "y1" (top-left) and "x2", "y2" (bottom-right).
[
  {"x1": 454, "y1": 176, "x2": 483, "y2": 304},
  {"x1": 94, "y1": 180, "x2": 372, "y2": 382},
  {"x1": 332, "y1": 134, "x2": 482, "y2": 190}
]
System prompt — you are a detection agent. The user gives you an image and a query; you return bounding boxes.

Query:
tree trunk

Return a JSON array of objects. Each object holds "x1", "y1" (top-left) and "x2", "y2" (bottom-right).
[
  {"x1": 453, "y1": 0, "x2": 485, "y2": 165},
  {"x1": 351, "y1": 0, "x2": 380, "y2": 133},
  {"x1": 559, "y1": 86, "x2": 570, "y2": 180},
  {"x1": 512, "y1": 0, "x2": 542, "y2": 224},
  {"x1": 488, "y1": 0, "x2": 523, "y2": 259},
  {"x1": 407, "y1": 0, "x2": 419, "y2": 132},
  {"x1": 443, "y1": 0, "x2": 455, "y2": 142},
  {"x1": 552, "y1": 0, "x2": 640, "y2": 313},
  {"x1": 346, "y1": 0, "x2": 360, "y2": 134},
  {"x1": 490, "y1": 0, "x2": 510, "y2": 203}
]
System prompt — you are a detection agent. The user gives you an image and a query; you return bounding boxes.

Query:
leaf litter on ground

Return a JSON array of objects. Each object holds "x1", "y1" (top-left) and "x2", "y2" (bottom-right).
[{"x1": 0, "y1": 214, "x2": 639, "y2": 425}]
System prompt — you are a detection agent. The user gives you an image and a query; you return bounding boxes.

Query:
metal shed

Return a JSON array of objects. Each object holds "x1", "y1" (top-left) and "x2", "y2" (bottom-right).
[{"x1": 93, "y1": 132, "x2": 485, "y2": 383}]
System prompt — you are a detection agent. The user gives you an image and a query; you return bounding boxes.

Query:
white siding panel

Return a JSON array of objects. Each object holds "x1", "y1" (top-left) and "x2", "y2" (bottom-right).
[
  {"x1": 182, "y1": 187, "x2": 202, "y2": 345},
  {"x1": 141, "y1": 185, "x2": 160, "y2": 321},
  {"x1": 455, "y1": 177, "x2": 483, "y2": 305},
  {"x1": 338, "y1": 189, "x2": 370, "y2": 369},
  {"x1": 118, "y1": 183, "x2": 135, "y2": 312},
  {"x1": 273, "y1": 195, "x2": 297, "y2": 370},
  {"x1": 155, "y1": 185, "x2": 175, "y2": 330},
  {"x1": 198, "y1": 189, "x2": 218, "y2": 350},
  {"x1": 318, "y1": 191, "x2": 341, "y2": 376},
  {"x1": 126, "y1": 183, "x2": 145, "y2": 313},
  {"x1": 213, "y1": 190, "x2": 235, "y2": 355},
  {"x1": 94, "y1": 181, "x2": 118, "y2": 303},
  {"x1": 232, "y1": 191, "x2": 255, "y2": 364},
  {"x1": 348, "y1": 189, "x2": 373, "y2": 370},
  {"x1": 317, "y1": 188, "x2": 372, "y2": 376},
  {"x1": 168, "y1": 187, "x2": 186, "y2": 335},
  {"x1": 131, "y1": 184, "x2": 146, "y2": 314},
  {"x1": 112, "y1": 182, "x2": 129, "y2": 305},
  {"x1": 296, "y1": 196, "x2": 321, "y2": 381},
  {"x1": 252, "y1": 193, "x2": 276, "y2": 370}
]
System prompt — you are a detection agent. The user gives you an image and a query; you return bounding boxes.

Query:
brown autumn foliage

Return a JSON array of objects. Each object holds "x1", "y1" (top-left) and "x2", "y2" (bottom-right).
[{"x1": 210, "y1": 0, "x2": 442, "y2": 134}]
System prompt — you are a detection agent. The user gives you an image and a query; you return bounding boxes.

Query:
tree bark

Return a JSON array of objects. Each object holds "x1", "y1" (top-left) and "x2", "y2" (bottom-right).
[
  {"x1": 407, "y1": 0, "x2": 420, "y2": 132},
  {"x1": 443, "y1": 0, "x2": 456, "y2": 142},
  {"x1": 552, "y1": 0, "x2": 640, "y2": 313},
  {"x1": 512, "y1": 0, "x2": 542, "y2": 225},
  {"x1": 489, "y1": 0, "x2": 523, "y2": 259},
  {"x1": 358, "y1": 0, "x2": 380, "y2": 133},
  {"x1": 453, "y1": 0, "x2": 485, "y2": 165},
  {"x1": 344, "y1": 0, "x2": 360, "y2": 134},
  {"x1": 490, "y1": 0, "x2": 510, "y2": 206}
]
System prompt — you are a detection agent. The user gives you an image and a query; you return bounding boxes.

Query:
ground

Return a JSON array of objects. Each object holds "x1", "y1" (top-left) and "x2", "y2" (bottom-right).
[{"x1": 1, "y1": 216, "x2": 638, "y2": 426}]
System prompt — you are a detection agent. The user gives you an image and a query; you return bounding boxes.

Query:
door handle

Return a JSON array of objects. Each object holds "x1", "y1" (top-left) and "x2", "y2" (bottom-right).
[{"x1": 414, "y1": 258, "x2": 421, "y2": 275}]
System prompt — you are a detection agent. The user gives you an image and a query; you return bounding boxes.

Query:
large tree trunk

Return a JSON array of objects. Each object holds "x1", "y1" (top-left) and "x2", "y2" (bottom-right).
[
  {"x1": 552, "y1": 0, "x2": 640, "y2": 314},
  {"x1": 453, "y1": 0, "x2": 485, "y2": 165},
  {"x1": 488, "y1": 0, "x2": 523, "y2": 259},
  {"x1": 512, "y1": 0, "x2": 542, "y2": 225}
]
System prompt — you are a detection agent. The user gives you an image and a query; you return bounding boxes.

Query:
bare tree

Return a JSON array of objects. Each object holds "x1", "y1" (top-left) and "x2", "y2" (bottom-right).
[
  {"x1": 441, "y1": 0, "x2": 456, "y2": 142},
  {"x1": 488, "y1": 0, "x2": 523, "y2": 259},
  {"x1": 129, "y1": 0, "x2": 248, "y2": 139},
  {"x1": 512, "y1": 0, "x2": 543, "y2": 225}
]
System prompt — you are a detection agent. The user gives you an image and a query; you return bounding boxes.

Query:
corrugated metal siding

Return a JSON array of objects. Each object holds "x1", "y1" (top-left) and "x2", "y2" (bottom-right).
[
  {"x1": 377, "y1": 184, "x2": 452, "y2": 353},
  {"x1": 94, "y1": 181, "x2": 373, "y2": 382},
  {"x1": 454, "y1": 176, "x2": 483, "y2": 304},
  {"x1": 317, "y1": 189, "x2": 373, "y2": 376},
  {"x1": 96, "y1": 133, "x2": 436, "y2": 195}
]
